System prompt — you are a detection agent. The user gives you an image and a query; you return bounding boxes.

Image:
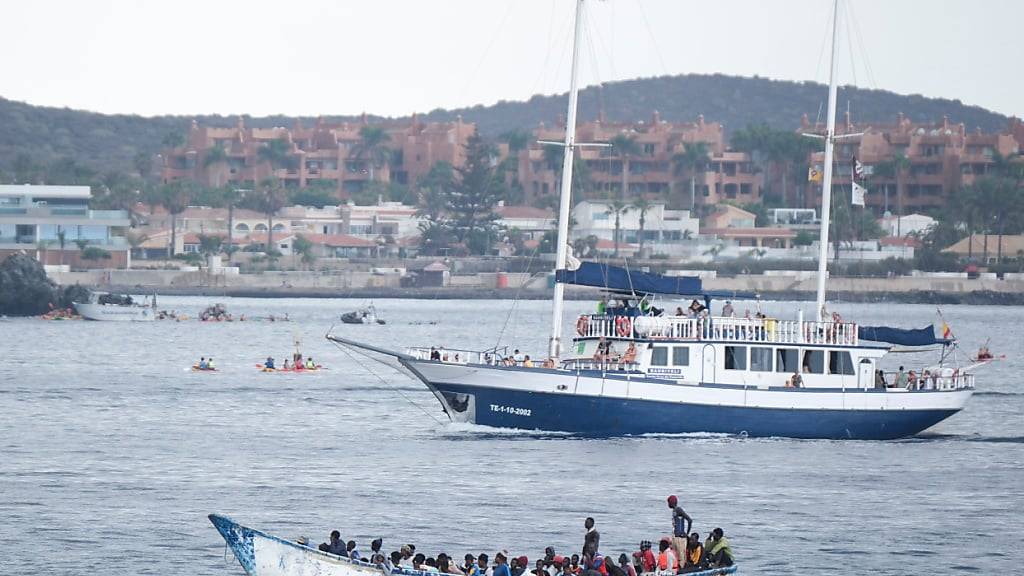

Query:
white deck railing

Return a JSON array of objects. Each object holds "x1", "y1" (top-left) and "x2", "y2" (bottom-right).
[
  {"x1": 881, "y1": 370, "x2": 975, "y2": 391},
  {"x1": 575, "y1": 314, "x2": 859, "y2": 346}
]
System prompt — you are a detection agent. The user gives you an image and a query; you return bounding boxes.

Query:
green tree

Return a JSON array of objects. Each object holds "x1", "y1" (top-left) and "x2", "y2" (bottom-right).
[
  {"x1": 162, "y1": 131, "x2": 186, "y2": 149},
  {"x1": 258, "y1": 138, "x2": 294, "y2": 173},
  {"x1": 446, "y1": 134, "x2": 506, "y2": 255},
  {"x1": 81, "y1": 246, "x2": 112, "y2": 261},
  {"x1": 197, "y1": 234, "x2": 223, "y2": 259},
  {"x1": 416, "y1": 161, "x2": 455, "y2": 220},
  {"x1": 875, "y1": 153, "x2": 911, "y2": 233},
  {"x1": 631, "y1": 197, "x2": 653, "y2": 255},
  {"x1": 672, "y1": 141, "x2": 711, "y2": 212},
  {"x1": 609, "y1": 134, "x2": 641, "y2": 200},
  {"x1": 289, "y1": 184, "x2": 337, "y2": 208},
  {"x1": 350, "y1": 126, "x2": 392, "y2": 182},
  {"x1": 56, "y1": 228, "x2": 67, "y2": 266},
  {"x1": 542, "y1": 145, "x2": 592, "y2": 199},
  {"x1": 203, "y1": 144, "x2": 229, "y2": 187},
  {"x1": 255, "y1": 177, "x2": 287, "y2": 254},
  {"x1": 604, "y1": 199, "x2": 631, "y2": 257},
  {"x1": 292, "y1": 234, "x2": 316, "y2": 269},
  {"x1": 207, "y1": 186, "x2": 245, "y2": 255},
  {"x1": 160, "y1": 181, "x2": 193, "y2": 258}
]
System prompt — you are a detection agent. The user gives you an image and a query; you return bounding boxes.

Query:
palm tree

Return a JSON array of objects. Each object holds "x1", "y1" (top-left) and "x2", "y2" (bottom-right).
[
  {"x1": 631, "y1": 197, "x2": 653, "y2": 255},
  {"x1": 877, "y1": 153, "x2": 911, "y2": 235},
  {"x1": 160, "y1": 181, "x2": 192, "y2": 258},
  {"x1": 350, "y1": 126, "x2": 392, "y2": 182},
  {"x1": 609, "y1": 135, "x2": 641, "y2": 200},
  {"x1": 292, "y1": 234, "x2": 316, "y2": 269},
  {"x1": 542, "y1": 145, "x2": 592, "y2": 199},
  {"x1": 56, "y1": 228, "x2": 67, "y2": 266},
  {"x1": 205, "y1": 185, "x2": 245, "y2": 256},
  {"x1": 256, "y1": 177, "x2": 287, "y2": 254},
  {"x1": 604, "y1": 199, "x2": 630, "y2": 257},
  {"x1": 203, "y1": 144, "x2": 229, "y2": 187},
  {"x1": 125, "y1": 231, "x2": 149, "y2": 265},
  {"x1": 258, "y1": 138, "x2": 293, "y2": 176},
  {"x1": 673, "y1": 142, "x2": 711, "y2": 212}
]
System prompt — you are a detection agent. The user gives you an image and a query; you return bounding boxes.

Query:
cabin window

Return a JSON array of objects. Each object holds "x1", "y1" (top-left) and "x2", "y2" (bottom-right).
[
  {"x1": 650, "y1": 346, "x2": 669, "y2": 366},
  {"x1": 672, "y1": 347, "x2": 690, "y2": 366},
  {"x1": 802, "y1": 350, "x2": 825, "y2": 374},
  {"x1": 776, "y1": 348, "x2": 799, "y2": 373},
  {"x1": 724, "y1": 346, "x2": 747, "y2": 370},
  {"x1": 750, "y1": 347, "x2": 773, "y2": 372},
  {"x1": 829, "y1": 351, "x2": 855, "y2": 375}
]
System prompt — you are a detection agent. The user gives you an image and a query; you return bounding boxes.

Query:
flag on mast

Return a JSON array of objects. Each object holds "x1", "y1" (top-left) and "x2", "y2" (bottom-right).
[
  {"x1": 851, "y1": 156, "x2": 866, "y2": 206},
  {"x1": 851, "y1": 181, "x2": 866, "y2": 206}
]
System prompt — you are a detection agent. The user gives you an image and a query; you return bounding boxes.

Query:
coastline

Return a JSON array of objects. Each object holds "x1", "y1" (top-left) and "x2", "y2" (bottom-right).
[{"x1": 86, "y1": 284, "x2": 1024, "y2": 305}]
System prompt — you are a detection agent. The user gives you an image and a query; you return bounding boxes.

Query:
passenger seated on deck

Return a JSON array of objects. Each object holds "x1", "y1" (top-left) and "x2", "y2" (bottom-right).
[
  {"x1": 523, "y1": 355, "x2": 534, "y2": 368},
  {"x1": 471, "y1": 553, "x2": 491, "y2": 576},
  {"x1": 320, "y1": 530, "x2": 346, "y2": 556},
  {"x1": 875, "y1": 369, "x2": 887, "y2": 389},
  {"x1": 893, "y1": 366, "x2": 907, "y2": 388},
  {"x1": 593, "y1": 337, "x2": 611, "y2": 362},
  {"x1": 675, "y1": 307, "x2": 685, "y2": 317},
  {"x1": 907, "y1": 369, "x2": 918, "y2": 390},
  {"x1": 656, "y1": 539, "x2": 678, "y2": 574},
  {"x1": 348, "y1": 540, "x2": 361, "y2": 561},
  {"x1": 430, "y1": 347, "x2": 441, "y2": 361},
  {"x1": 621, "y1": 342, "x2": 637, "y2": 364},
  {"x1": 705, "y1": 528, "x2": 734, "y2": 567},
  {"x1": 636, "y1": 542, "x2": 656, "y2": 573},
  {"x1": 617, "y1": 554, "x2": 636, "y2": 576},
  {"x1": 542, "y1": 357, "x2": 556, "y2": 369},
  {"x1": 681, "y1": 533, "x2": 705, "y2": 573},
  {"x1": 493, "y1": 551, "x2": 512, "y2": 576},
  {"x1": 786, "y1": 372, "x2": 803, "y2": 388}
]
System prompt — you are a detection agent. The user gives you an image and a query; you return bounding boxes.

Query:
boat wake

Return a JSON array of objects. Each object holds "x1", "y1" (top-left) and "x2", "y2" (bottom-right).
[{"x1": 437, "y1": 421, "x2": 574, "y2": 440}]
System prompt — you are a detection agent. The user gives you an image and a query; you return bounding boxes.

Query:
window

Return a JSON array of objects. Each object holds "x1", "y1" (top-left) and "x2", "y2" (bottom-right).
[
  {"x1": 829, "y1": 351, "x2": 855, "y2": 375},
  {"x1": 750, "y1": 347, "x2": 773, "y2": 372},
  {"x1": 672, "y1": 347, "x2": 690, "y2": 366},
  {"x1": 650, "y1": 346, "x2": 669, "y2": 366},
  {"x1": 802, "y1": 350, "x2": 825, "y2": 374},
  {"x1": 776, "y1": 348, "x2": 799, "y2": 373},
  {"x1": 724, "y1": 346, "x2": 747, "y2": 370}
]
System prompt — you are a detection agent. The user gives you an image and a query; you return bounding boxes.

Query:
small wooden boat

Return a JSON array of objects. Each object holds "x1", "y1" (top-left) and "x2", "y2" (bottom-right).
[{"x1": 209, "y1": 514, "x2": 738, "y2": 576}]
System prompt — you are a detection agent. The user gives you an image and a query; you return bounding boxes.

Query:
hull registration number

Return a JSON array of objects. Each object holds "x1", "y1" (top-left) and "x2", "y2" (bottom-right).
[{"x1": 490, "y1": 404, "x2": 532, "y2": 417}]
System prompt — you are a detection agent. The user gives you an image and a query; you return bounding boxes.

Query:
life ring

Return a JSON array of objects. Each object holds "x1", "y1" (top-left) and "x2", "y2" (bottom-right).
[
  {"x1": 615, "y1": 316, "x2": 632, "y2": 337},
  {"x1": 576, "y1": 316, "x2": 589, "y2": 336}
]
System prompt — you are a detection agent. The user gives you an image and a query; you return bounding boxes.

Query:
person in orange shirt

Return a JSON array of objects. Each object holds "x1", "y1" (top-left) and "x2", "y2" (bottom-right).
[{"x1": 656, "y1": 539, "x2": 677, "y2": 574}]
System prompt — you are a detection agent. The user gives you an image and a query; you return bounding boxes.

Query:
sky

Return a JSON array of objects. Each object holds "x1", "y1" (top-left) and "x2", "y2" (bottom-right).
[{"x1": 1, "y1": 0, "x2": 1019, "y2": 119}]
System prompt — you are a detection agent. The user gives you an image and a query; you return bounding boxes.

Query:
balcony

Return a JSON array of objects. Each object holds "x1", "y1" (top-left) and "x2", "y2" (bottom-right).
[{"x1": 0, "y1": 206, "x2": 129, "y2": 225}]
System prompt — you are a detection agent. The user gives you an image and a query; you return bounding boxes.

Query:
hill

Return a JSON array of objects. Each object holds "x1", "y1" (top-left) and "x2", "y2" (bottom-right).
[{"x1": 0, "y1": 74, "x2": 1011, "y2": 177}]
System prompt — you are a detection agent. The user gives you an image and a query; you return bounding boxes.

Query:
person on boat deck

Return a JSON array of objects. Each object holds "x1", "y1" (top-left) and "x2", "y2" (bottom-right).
[
  {"x1": 681, "y1": 533, "x2": 705, "y2": 573},
  {"x1": 493, "y1": 551, "x2": 512, "y2": 576},
  {"x1": 431, "y1": 347, "x2": 442, "y2": 361},
  {"x1": 413, "y1": 553, "x2": 427, "y2": 571},
  {"x1": 541, "y1": 546, "x2": 557, "y2": 575},
  {"x1": 347, "y1": 540, "x2": 361, "y2": 561},
  {"x1": 523, "y1": 355, "x2": 535, "y2": 368},
  {"x1": 593, "y1": 338, "x2": 614, "y2": 363},
  {"x1": 722, "y1": 300, "x2": 735, "y2": 317},
  {"x1": 513, "y1": 349, "x2": 525, "y2": 365},
  {"x1": 621, "y1": 342, "x2": 637, "y2": 364},
  {"x1": 675, "y1": 307, "x2": 685, "y2": 316},
  {"x1": 637, "y1": 542, "x2": 656, "y2": 573},
  {"x1": 400, "y1": 545, "x2": 415, "y2": 567},
  {"x1": 320, "y1": 530, "x2": 346, "y2": 556},
  {"x1": 617, "y1": 554, "x2": 636, "y2": 576},
  {"x1": 667, "y1": 494, "x2": 692, "y2": 567},
  {"x1": 786, "y1": 371, "x2": 803, "y2": 388},
  {"x1": 471, "y1": 553, "x2": 491, "y2": 576},
  {"x1": 907, "y1": 369, "x2": 919, "y2": 390},
  {"x1": 582, "y1": 517, "x2": 600, "y2": 558},
  {"x1": 656, "y1": 538, "x2": 678, "y2": 574},
  {"x1": 875, "y1": 369, "x2": 887, "y2": 389},
  {"x1": 465, "y1": 553, "x2": 479, "y2": 574},
  {"x1": 893, "y1": 366, "x2": 907, "y2": 388},
  {"x1": 511, "y1": 556, "x2": 528, "y2": 576},
  {"x1": 390, "y1": 551, "x2": 404, "y2": 571},
  {"x1": 264, "y1": 357, "x2": 275, "y2": 369},
  {"x1": 533, "y1": 558, "x2": 549, "y2": 576},
  {"x1": 705, "y1": 528, "x2": 734, "y2": 567},
  {"x1": 306, "y1": 357, "x2": 316, "y2": 369},
  {"x1": 371, "y1": 538, "x2": 383, "y2": 560},
  {"x1": 597, "y1": 295, "x2": 608, "y2": 314},
  {"x1": 570, "y1": 554, "x2": 582, "y2": 575}
]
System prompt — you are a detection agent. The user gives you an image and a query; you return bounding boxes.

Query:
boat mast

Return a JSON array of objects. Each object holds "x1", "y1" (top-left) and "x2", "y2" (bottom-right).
[
  {"x1": 548, "y1": 0, "x2": 586, "y2": 360},
  {"x1": 814, "y1": 0, "x2": 841, "y2": 321}
]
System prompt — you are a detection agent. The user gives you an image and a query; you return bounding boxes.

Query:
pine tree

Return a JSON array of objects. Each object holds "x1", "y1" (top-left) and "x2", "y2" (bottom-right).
[{"x1": 445, "y1": 135, "x2": 506, "y2": 255}]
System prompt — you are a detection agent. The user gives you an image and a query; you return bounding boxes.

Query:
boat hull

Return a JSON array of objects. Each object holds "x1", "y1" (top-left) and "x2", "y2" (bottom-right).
[
  {"x1": 74, "y1": 302, "x2": 155, "y2": 322},
  {"x1": 405, "y1": 360, "x2": 970, "y2": 440}
]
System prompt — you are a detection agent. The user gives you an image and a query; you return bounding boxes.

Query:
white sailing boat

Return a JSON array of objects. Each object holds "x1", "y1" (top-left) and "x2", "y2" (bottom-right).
[{"x1": 329, "y1": 0, "x2": 976, "y2": 440}]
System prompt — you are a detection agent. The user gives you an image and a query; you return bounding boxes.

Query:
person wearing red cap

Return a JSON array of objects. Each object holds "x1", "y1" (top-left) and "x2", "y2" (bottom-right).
[
  {"x1": 512, "y1": 556, "x2": 529, "y2": 576},
  {"x1": 667, "y1": 495, "x2": 692, "y2": 571}
]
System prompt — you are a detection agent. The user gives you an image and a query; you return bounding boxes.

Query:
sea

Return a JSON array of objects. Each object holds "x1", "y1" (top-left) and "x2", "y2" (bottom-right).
[{"x1": 1, "y1": 296, "x2": 1021, "y2": 575}]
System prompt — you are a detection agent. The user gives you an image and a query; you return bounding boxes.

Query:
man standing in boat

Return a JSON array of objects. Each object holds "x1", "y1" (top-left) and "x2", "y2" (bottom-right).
[
  {"x1": 582, "y1": 517, "x2": 600, "y2": 559},
  {"x1": 667, "y1": 495, "x2": 692, "y2": 570}
]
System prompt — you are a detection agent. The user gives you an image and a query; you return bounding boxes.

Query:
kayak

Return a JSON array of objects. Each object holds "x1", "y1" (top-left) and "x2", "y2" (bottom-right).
[
  {"x1": 255, "y1": 364, "x2": 324, "y2": 372},
  {"x1": 192, "y1": 366, "x2": 218, "y2": 372}
]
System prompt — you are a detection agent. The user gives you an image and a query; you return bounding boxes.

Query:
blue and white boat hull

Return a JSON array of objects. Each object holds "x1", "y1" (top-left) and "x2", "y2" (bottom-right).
[{"x1": 404, "y1": 360, "x2": 971, "y2": 440}]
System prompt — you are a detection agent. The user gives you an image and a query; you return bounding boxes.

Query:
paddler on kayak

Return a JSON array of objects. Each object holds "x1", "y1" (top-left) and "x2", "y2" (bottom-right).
[{"x1": 264, "y1": 357, "x2": 275, "y2": 370}]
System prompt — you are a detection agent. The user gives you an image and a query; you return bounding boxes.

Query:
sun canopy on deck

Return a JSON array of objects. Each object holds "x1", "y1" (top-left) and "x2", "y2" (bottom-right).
[
  {"x1": 556, "y1": 262, "x2": 704, "y2": 296},
  {"x1": 858, "y1": 325, "x2": 951, "y2": 347}
]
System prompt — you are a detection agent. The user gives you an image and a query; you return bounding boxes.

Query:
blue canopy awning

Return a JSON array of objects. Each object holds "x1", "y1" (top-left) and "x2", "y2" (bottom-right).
[
  {"x1": 858, "y1": 325, "x2": 951, "y2": 347},
  {"x1": 555, "y1": 262, "x2": 703, "y2": 296}
]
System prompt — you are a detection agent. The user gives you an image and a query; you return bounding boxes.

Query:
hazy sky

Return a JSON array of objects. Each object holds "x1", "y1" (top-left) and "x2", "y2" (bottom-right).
[{"x1": 1, "y1": 0, "x2": 1019, "y2": 119}]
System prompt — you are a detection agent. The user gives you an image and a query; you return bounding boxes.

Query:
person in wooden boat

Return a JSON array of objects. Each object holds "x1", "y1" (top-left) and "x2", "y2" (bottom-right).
[
  {"x1": 493, "y1": 551, "x2": 512, "y2": 576},
  {"x1": 704, "y1": 528, "x2": 733, "y2": 568},
  {"x1": 635, "y1": 542, "x2": 656, "y2": 574},
  {"x1": 582, "y1": 517, "x2": 600, "y2": 560},
  {"x1": 616, "y1": 554, "x2": 636, "y2": 576},
  {"x1": 470, "y1": 553, "x2": 491, "y2": 576},
  {"x1": 680, "y1": 533, "x2": 705, "y2": 574},
  {"x1": 655, "y1": 538, "x2": 678, "y2": 574},
  {"x1": 319, "y1": 530, "x2": 347, "y2": 556},
  {"x1": 510, "y1": 555, "x2": 528, "y2": 576},
  {"x1": 666, "y1": 495, "x2": 692, "y2": 569},
  {"x1": 347, "y1": 540, "x2": 361, "y2": 561}
]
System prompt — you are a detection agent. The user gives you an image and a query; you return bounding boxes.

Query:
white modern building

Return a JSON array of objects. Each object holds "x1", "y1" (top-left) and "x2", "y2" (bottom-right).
[
  {"x1": 570, "y1": 200, "x2": 699, "y2": 247},
  {"x1": 0, "y1": 185, "x2": 131, "y2": 268},
  {"x1": 879, "y1": 213, "x2": 935, "y2": 237}
]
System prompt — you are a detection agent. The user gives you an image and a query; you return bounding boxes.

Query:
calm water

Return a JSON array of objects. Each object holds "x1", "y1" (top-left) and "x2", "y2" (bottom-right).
[{"x1": 1, "y1": 297, "x2": 1022, "y2": 576}]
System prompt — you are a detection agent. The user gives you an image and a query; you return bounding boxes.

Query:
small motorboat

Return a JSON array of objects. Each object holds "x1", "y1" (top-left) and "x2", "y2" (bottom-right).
[
  {"x1": 209, "y1": 514, "x2": 737, "y2": 576},
  {"x1": 341, "y1": 304, "x2": 384, "y2": 325},
  {"x1": 74, "y1": 292, "x2": 156, "y2": 322}
]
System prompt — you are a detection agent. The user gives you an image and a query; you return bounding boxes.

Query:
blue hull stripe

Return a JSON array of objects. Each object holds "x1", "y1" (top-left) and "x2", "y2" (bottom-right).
[{"x1": 430, "y1": 382, "x2": 959, "y2": 440}]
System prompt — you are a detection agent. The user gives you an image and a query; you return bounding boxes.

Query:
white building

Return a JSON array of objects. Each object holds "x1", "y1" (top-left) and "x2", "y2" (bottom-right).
[
  {"x1": 570, "y1": 200, "x2": 699, "y2": 247},
  {"x1": 0, "y1": 184, "x2": 131, "y2": 268},
  {"x1": 879, "y1": 213, "x2": 935, "y2": 237}
]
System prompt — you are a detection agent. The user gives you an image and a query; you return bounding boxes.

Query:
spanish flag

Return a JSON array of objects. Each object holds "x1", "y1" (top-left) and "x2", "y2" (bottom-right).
[
  {"x1": 942, "y1": 321, "x2": 952, "y2": 339},
  {"x1": 808, "y1": 166, "x2": 823, "y2": 184}
]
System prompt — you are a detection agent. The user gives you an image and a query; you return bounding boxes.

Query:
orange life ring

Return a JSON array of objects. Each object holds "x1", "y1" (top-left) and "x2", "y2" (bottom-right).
[
  {"x1": 615, "y1": 316, "x2": 632, "y2": 337},
  {"x1": 576, "y1": 316, "x2": 589, "y2": 336}
]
